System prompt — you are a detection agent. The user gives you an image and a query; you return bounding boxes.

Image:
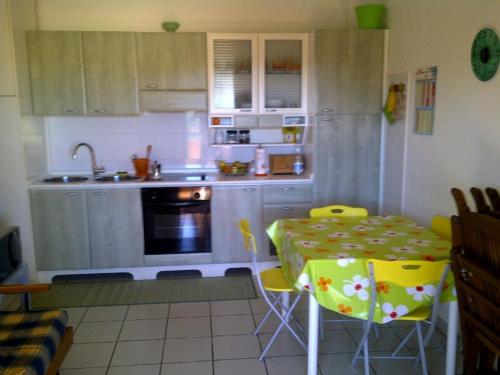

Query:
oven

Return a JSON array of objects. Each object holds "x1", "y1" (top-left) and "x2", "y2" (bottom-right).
[{"x1": 141, "y1": 187, "x2": 211, "y2": 255}]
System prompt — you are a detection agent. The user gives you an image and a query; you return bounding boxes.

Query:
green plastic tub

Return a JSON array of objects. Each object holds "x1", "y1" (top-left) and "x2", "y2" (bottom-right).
[{"x1": 355, "y1": 4, "x2": 385, "y2": 29}]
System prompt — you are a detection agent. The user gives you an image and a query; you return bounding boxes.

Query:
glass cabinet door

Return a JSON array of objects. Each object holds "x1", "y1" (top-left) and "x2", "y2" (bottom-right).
[
  {"x1": 259, "y1": 34, "x2": 307, "y2": 114},
  {"x1": 208, "y1": 34, "x2": 258, "y2": 114}
]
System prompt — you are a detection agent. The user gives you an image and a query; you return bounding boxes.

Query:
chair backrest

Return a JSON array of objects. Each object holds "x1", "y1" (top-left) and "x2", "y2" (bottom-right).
[
  {"x1": 309, "y1": 205, "x2": 368, "y2": 218},
  {"x1": 485, "y1": 187, "x2": 500, "y2": 211},
  {"x1": 470, "y1": 187, "x2": 492, "y2": 215},
  {"x1": 238, "y1": 219, "x2": 258, "y2": 255},
  {"x1": 368, "y1": 259, "x2": 449, "y2": 287},
  {"x1": 461, "y1": 212, "x2": 500, "y2": 271},
  {"x1": 431, "y1": 215, "x2": 452, "y2": 240},
  {"x1": 451, "y1": 188, "x2": 471, "y2": 217}
]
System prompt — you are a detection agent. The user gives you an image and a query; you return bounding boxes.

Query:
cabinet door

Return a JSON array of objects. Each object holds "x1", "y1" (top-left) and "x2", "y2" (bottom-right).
[
  {"x1": 259, "y1": 34, "x2": 308, "y2": 114},
  {"x1": 27, "y1": 31, "x2": 85, "y2": 115},
  {"x1": 30, "y1": 190, "x2": 90, "y2": 270},
  {"x1": 211, "y1": 186, "x2": 262, "y2": 263},
  {"x1": 316, "y1": 29, "x2": 384, "y2": 114},
  {"x1": 0, "y1": 0, "x2": 16, "y2": 96},
  {"x1": 136, "y1": 32, "x2": 207, "y2": 90},
  {"x1": 83, "y1": 32, "x2": 139, "y2": 115},
  {"x1": 315, "y1": 114, "x2": 381, "y2": 214},
  {"x1": 208, "y1": 34, "x2": 258, "y2": 114},
  {"x1": 87, "y1": 188, "x2": 144, "y2": 268}
]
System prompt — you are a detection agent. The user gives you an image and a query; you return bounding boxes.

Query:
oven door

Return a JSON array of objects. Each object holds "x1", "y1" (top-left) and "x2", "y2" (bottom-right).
[{"x1": 143, "y1": 201, "x2": 211, "y2": 255}]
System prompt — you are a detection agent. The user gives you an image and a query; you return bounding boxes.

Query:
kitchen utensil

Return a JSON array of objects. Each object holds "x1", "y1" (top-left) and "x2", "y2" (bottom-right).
[
  {"x1": 162, "y1": 21, "x2": 180, "y2": 32},
  {"x1": 216, "y1": 160, "x2": 253, "y2": 176},
  {"x1": 133, "y1": 158, "x2": 149, "y2": 177},
  {"x1": 146, "y1": 145, "x2": 152, "y2": 160},
  {"x1": 152, "y1": 161, "x2": 162, "y2": 180}
]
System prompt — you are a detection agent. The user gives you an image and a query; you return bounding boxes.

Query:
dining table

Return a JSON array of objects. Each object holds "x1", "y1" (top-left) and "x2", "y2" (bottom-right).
[{"x1": 267, "y1": 215, "x2": 459, "y2": 375}]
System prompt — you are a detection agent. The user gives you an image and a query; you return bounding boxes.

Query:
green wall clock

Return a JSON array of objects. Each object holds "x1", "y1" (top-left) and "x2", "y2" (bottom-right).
[{"x1": 471, "y1": 28, "x2": 500, "y2": 81}]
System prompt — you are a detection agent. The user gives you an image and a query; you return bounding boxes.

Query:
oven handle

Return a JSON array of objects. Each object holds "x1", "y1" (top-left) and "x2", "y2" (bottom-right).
[{"x1": 143, "y1": 201, "x2": 209, "y2": 208}]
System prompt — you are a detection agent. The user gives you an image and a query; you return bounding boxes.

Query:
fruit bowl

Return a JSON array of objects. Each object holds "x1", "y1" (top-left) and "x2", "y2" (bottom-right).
[{"x1": 216, "y1": 160, "x2": 253, "y2": 176}]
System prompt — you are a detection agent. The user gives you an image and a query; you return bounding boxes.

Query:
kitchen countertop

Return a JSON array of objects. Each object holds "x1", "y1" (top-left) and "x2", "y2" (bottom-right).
[{"x1": 29, "y1": 172, "x2": 314, "y2": 190}]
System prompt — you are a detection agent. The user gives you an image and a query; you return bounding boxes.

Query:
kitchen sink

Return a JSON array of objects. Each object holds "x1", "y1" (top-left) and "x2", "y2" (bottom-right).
[
  {"x1": 94, "y1": 175, "x2": 142, "y2": 182},
  {"x1": 43, "y1": 176, "x2": 89, "y2": 183}
]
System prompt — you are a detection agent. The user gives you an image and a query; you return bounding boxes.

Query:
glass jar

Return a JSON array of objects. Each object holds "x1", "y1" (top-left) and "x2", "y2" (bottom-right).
[
  {"x1": 226, "y1": 130, "x2": 238, "y2": 144},
  {"x1": 239, "y1": 130, "x2": 250, "y2": 144}
]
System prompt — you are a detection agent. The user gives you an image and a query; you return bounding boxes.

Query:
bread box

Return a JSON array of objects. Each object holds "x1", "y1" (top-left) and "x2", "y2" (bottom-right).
[{"x1": 269, "y1": 154, "x2": 295, "y2": 175}]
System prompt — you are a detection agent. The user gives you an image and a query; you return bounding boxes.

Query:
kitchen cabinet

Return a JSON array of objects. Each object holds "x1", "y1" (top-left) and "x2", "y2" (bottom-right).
[
  {"x1": 208, "y1": 33, "x2": 308, "y2": 115},
  {"x1": 87, "y1": 188, "x2": 144, "y2": 268},
  {"x1": 0, "y1": 0, "x2": 16, "y2": 96},
  {"x1": 139, "y1": 91, "x2": 207, "y2": 112},
  {"x1": 136, "y1": 32, "x2": 207, "y2": 91},
  {"x1": 211, "y1": 185, "x2": 262, "y2": 263},
  {"x1": 27, "y1": 31, "x2": 85, "y2": 115},
  {"x1": 315, "y1": 29, "x2": 385, "y2": 114},
  {"x1": 82, "y1": 31, "x2": 139, "y2": 115},
  {"x1": 30, "y1": 190, "x2": 90, "y2": 270}
]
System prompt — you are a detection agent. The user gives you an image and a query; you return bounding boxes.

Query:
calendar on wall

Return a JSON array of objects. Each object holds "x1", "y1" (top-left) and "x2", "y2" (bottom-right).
[{"x1": 413, "y1": 66, "x2": 437, "y2": 135}]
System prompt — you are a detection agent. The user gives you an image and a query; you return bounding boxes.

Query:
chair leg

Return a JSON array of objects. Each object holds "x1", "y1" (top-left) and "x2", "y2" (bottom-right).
[
  {"x1": 351, "y1": 321, "x2": 372, "y2": 368},
  {"x1": 373, "y1": 323, "x2": 380, "y2": 339},
  {"x1": 363, "y1": 335, "x2": 370, "y2": 375},
  {"x1": 415, "y1": 322, "x2": 428, "y2": 375},
  {"x1": 254, "y1": 291, "x2": 282, "y2": 335},
  {"x1": 319, "y1": 306, "x2": 325, "y2": 341},
  {"x1": 391, "y1": 326, "x2": 416, "y2": 357}
]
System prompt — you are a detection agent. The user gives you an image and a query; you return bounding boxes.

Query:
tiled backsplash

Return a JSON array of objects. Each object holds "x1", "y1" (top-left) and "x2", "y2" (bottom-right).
[{"x1": 45, "y1": 112, "x2": 298, "y2": 175}]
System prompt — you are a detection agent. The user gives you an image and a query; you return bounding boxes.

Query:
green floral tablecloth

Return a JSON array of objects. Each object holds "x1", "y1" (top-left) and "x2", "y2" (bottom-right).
[{"x1": 267, "y1": 215, "x2": 456, "y2": 324}]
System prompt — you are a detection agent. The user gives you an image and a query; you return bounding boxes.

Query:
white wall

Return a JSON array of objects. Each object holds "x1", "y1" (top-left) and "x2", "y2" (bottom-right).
[{"x1": 384, "y1": 0, "x2": 500, "y2": 224}]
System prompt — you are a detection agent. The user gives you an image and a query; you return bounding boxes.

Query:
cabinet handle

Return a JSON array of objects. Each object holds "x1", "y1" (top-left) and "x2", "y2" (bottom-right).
[
  {"x1": 281, "y1": 187, "x2": 294, "y2": 191},
  {"x1": 239, "y1": 109, "x2": 252, "y2": 112},
  {"x1": 93, "y1": 191, "x2": 106, "y2": 195},
  {"x1": 321, "y1": 108, "x2": 334, "y2": 112},
  {"x1": 281, "y1": 207, "x2": 294, "y2": 211},
  {"x1": 244, "y1": 188, "x2": 256, "y2": 192},
  {"x1": 64, "y1": 192, "x2": 79, "y2": 196},
  {"x1": 146, "y1": 84, "x2": 158, "y2": 88},
  {"x1": 321, "y1": 117, "x2": 333, "y2": 121},
  {"x1": 66, "y1": 109, "x2": 80, "y2": 113},
  {"x1": 265, "y1": 109, "x2": 278, "y2": 112},
  {"x1": 94, "y1": 109, "x2": 108, "y2": 113}
]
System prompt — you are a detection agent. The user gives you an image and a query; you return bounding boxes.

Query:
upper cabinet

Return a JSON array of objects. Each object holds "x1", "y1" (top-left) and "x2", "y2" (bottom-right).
[
  {"x1": 27, "y1": 31, "x2": 85, "y2": 115},
  {"x1": 315, "y1": 29, "x2": 385, "y2": 114},
  {"x1": 207, "y1": 33, "x2": 308, "y2": 115},
  {"x1": 82, "y1": 32, "x2": 139, "y2": 115},
  {"x1": 136, "y1": 32, "x2": 207, "y2": 91}
]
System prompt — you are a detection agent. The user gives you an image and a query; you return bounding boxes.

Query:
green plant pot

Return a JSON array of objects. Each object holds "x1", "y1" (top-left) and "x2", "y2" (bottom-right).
[{"x1": 355, "y1": 4, "x2": 385, "y2": 29}]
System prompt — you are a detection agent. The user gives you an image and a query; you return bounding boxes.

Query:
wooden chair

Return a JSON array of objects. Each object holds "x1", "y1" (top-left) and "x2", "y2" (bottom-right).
[
  {"x1": 470, "y1": 187, "x2": 493, "y2": 214},
  {"x1": 485, "y1": 187, "x2": 500, "y2": 211},
  {"x1": 451, "y1": 212, "x2": 500, "y2": 374},
  {"x1": 0, "y1": 284, "x2": 73, "y2": 375}
]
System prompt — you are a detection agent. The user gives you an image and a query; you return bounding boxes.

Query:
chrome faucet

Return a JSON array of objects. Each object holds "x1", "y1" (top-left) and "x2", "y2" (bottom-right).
[{"x1": 72, "y1": 142, "x2": 105, "y2": 177}]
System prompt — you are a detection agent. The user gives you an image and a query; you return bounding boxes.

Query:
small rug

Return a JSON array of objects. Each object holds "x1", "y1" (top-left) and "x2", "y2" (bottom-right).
[{"x1": 32, "y1": 275, "x2": 257, "y2": 308}]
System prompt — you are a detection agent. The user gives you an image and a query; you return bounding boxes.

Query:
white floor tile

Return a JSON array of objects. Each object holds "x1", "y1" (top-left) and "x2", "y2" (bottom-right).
[
  {"x1": 296, "y1": 311, "x2": 346, "y2": 331},
  {"x1": 161, "y1": 361, "x2": 213, "y2": 375},
  {"x1": 62, "y1": 307, "x2": 88, "y2": 324},
  {"x1": 62, "y1": 342, "x2": 115, "y2": 369},
  {"x1": 366, "y1": 350, "x2": 422, "y2": 375},
  {"x1": 266, "y1": 355, "x2": 309, "y2": 375},
  {"x1": 253, "y1": 313, "x2": 281, "y2": 334},
  {"x1": 319, "y1": 329, "x2": 358, "y2": 354},
  {"x1": 259, "y1": 332, "x2": 306, "y2": 357},
  {"x1": 111, "y1": 340, "x2": 163, "y2": 366},
  {"x1": 212, "y1": 314, "x2": 255, "y2": 336},
  {"x1": 126, "y1": 303, "x2": 170, "y2": 320},
  {"x1": 213, "y1": 334, "x2": 262, "y2": 360},
  {"x1": 163, "y1": 337, "x2": 212, "y2": 363},
  {"x1": 74, "y1": 321, "x2": 122, "y2": 343},
  {"x1": 350, "y1": 327, "x2": 406, "y2": 352},
  {"x1": 169, "y1": 302, "x2": 210, "y2": 318},
  {"x1": 107, "y1": 364, "x2": 161, "y2": 375},
  {"x1": 167, "y1": 316, "x2": 211, "y2": 338},
  {"x1": 60, "y1": 368, "x2": 107, "y2": 375},
  {"x1": 119, "y1": 318, "x2": 167, "y2": 341},
  {"x1": 211, "y1": 300, "x2": 251, "y2": 316},
  {"x1": 393, "y1": 326, "x2": 447, "y2": 349},
  {"x1": 319, "y1": 353, "x2": 374, "y2": 374},
  {"x1": 82, "y1": 305, "x2": 128, "y2": 322},
  {"x1": 214, "y1": 358, "x2": 267, "y2": 375},
  {"x1": 249, "y1": 298, "x2": 269, "y2": 315}
]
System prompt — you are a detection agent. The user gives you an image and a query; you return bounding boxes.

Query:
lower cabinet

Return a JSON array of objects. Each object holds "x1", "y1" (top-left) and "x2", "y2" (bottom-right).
[
  {"x1": 31, "y1": 188, "x2": 144, "y2": 271},
  {"x1": 211, "y1": 186, "x2": 262, "y2": 263},
  {"x1": 31, "y1": 190, "x2": 91, "y2": 270},
  {"x1": 87, "y1": 189, "x2": 144, "y2": 268}
]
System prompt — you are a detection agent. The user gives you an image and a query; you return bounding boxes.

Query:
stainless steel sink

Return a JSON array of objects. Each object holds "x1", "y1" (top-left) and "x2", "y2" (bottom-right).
[
  {"x1": 94, "y1": 175, "x2": 142, "y2": 182},
  {"x1": 43, "y1": 176, "x2": 89, "y2": 183}
]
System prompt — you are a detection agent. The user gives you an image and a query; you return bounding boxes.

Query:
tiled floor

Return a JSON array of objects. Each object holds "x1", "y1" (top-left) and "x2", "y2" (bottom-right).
[{"x1": 39, "y1": 296, "x2": 456, "y2": 375}]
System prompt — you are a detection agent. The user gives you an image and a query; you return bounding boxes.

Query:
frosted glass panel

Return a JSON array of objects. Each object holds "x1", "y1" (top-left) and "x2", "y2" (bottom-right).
[
  {"x1": 264, "y1": 40, "x2": 302, "y2": 109},
  {"x1": 213, "y1": 39, "x2": 253, "y2": 110}
]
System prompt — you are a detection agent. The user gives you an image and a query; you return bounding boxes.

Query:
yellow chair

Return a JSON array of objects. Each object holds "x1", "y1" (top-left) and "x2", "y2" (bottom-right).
[
  {"x1": 310, "y1": 204, "x2": 369, "y2": 340},
  {"x1": 309, "y1": 204, "x2": 368, "y2": 218},
  {"x1": 431, "y1": 215, "x2": 452, "y2": 240},
  {"x1": 238, "y1": 219, "x2": 306, "y2": 360},
  {"x1": 351, "y1": 259, "x2": 450, "y2": 375}
]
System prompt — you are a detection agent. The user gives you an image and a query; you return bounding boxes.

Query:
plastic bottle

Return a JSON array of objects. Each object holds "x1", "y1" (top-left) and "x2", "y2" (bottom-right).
[{"x1": 293, "y1": 145, "x2": 305, "y2": 176}]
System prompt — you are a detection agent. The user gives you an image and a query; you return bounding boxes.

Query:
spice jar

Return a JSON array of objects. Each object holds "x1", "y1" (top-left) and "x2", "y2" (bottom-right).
[
  {"x1": 226, "y1": 130, "x2": 238, "y2": 144},
  {"x1": 239, "y1": 130, "x2": 250, "y2": 144}
]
